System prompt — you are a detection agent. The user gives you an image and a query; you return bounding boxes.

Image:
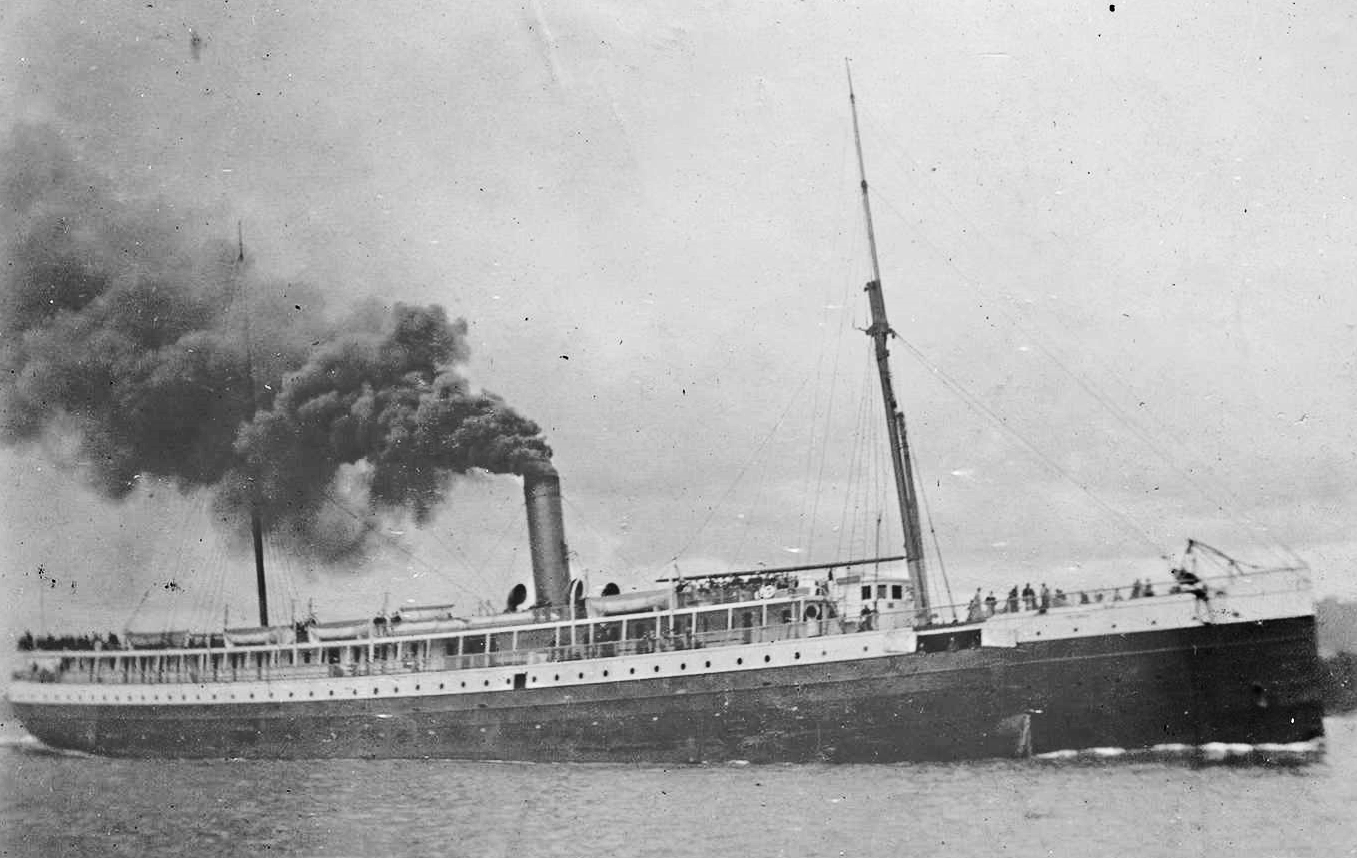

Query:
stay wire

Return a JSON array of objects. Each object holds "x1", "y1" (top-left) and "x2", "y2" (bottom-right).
[
  {"x1": 861, "y1": 121, "x2": 1297, "y2": 565},
  {"x1": 665, "y1": 375, "x2": 812, "y2": 571},
  {"x1": 894, "y1": 335, "x2": 1165, "y2": 555}
]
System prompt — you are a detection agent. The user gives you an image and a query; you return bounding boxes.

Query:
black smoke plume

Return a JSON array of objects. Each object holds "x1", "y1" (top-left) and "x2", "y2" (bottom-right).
[{"x1": 1, "y1": 124, "x2": 551, "y2": 561}]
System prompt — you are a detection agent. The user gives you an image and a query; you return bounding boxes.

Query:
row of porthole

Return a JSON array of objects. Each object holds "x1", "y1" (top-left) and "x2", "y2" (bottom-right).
[{"x1": 36, "y1": 644, "x2": 854, "y2": 703}]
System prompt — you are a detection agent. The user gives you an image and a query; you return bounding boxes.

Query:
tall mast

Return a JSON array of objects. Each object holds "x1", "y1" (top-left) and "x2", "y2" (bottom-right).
[
  {"x1": 846, "y1": 62, "x2": 931, "y2": 624},
  {"x1": 237, "y1": 222, "x2": 270, "y2": 628}
]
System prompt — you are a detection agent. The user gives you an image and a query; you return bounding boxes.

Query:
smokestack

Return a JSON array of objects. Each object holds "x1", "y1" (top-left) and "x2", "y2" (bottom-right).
[{"x1": 523, "y1": 464, "x2": 571, "y2": 608}]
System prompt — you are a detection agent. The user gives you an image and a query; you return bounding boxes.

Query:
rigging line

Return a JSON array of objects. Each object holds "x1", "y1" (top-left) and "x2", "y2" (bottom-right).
[
  {"x1": 423, "y1": 489, "x2": 520, "y2": 597},
  {"x1": 799, "y1": 118, "x2": 861, "y2": 548},
  {"x1": 419, "y1": 526, "x2": 505, "y2": 599},
  {"x1": 911, "y1": 457, "x2": 957, "y2": 622},
  {"x1": 800, "y1": 209, "x2": 866, "y2": 554},
  {"x1": 833, "y1": 391, "x2": 858, "y2": 561},
  {"x1": 316, "y1": 490, "x2": 482, "y2": 602},
  {"x1": 663, "y1": 375, "x2": 813, "y2": 571},
  {"x1": 561, "y1": 495, "x2": 644, "y2": 575},
  {"x1": 834, "y1": 350, "x2": 874, "y2": 561},
  {"x1": 154, "y1": 489, "x2": 209, "y2": 632},
  {"x1": 173, "y1": 492, "x2": 213, "y2": 629},
  {"x1": 894, "y1": 335, "x2": 1165, "y2": 555},
  {"x1": 123, "y1": 585, "x2": 156, "y2": 632},
  {"x1": 805, "y1": 262, "x2": 863, "y2": 558},
  {"x1": 861, "y1": 153, "x2": 1297, "y2": 566},
  {"x1": 866, "y1": 189, "x2": 1230, "y2": 556}
]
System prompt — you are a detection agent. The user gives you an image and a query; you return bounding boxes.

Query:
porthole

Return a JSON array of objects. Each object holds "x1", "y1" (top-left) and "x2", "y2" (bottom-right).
[
  {"x1": 736, "y1": 658, "x2": 743, "y2": 665},
  {"x1": 553, "y1": 675, "x2": 559, "y2": 682},
  {"x1": 578, "y1": 672, "x2": 585, "y2": 680},
  {"x1": 629, "y1": 668, "x2": 636, "y2": 675},
  {"x1": 794, "y1": 652, "x2": 801, "y2": 660},
  {"x1": 309, "y1": 691, "x2": 315, "y2": 697},
  {"x1": 603, "y1": 670, "x2": 610, "y2": 677},
  {"x1": 763, "y1": 655, "x2": 771, "y2": 663},
  {"x1": 415, "y1": 685, "x2": 421, "y2": 691},
  {"x1": 653, "y1": 665, "x2": 660, "y2": 673},
  {"x1": 1150, "y1": 620, "x2": 1158, "y2": 626},
  {"x1": 352, "y1": 689, "x2": 358, "y2": 696},
  {"x1": 439, "y1": 683, "x2": 445, "y2": 690},
  {"x1": 288, "y1": 692, "x2": 294, "y2": 698},
  {"x1": 531, "y1": 676, "x2": 538, "y2": 683},
  {"x1": 461, "y1": 681, "x2": 466, "y2": 688},
  {"x1": 328, "y1": 690, "x2": 334, "y2": 697},
  {"x1": 680, "y1": 663, "x2": 686, "y2": 670},
  {"x1": 373, "y1": 688, "x2": 380, "y2": 695},
  {"x1": 483, "y1": 680, "x2": 490, "y2": 687},
  {"x1": 705, "y1": 661, "x2": 712, "y2": 668},
  {"x1": 862, "y1": 646, "x2": 869, "y2": 652}
]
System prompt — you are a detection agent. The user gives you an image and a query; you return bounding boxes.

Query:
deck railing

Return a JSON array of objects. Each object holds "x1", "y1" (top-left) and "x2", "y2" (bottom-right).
[{"x1": 10, "y1": 565, "x2": 1311, "y2": 687}]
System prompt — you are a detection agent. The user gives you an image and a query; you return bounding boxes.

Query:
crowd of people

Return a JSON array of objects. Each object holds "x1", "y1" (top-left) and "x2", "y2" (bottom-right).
[
  {"x1": 964, "y1": 573, "x2": 1199, "y2": 623},
  {"x1": 675, "y1": 572, "x2": 806, "y2": 606},
  {"x1": 17, "y1": 632, "x2": 121, "y2": 652}
]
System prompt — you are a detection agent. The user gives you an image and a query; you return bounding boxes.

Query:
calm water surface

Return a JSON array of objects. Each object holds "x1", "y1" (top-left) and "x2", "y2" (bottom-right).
[{"x1": 2, "y1": 716, "x2": 1354, "y2": 858}]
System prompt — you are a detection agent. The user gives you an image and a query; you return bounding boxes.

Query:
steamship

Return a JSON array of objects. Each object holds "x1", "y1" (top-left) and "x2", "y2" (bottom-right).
[{"x1": 6, "y1": 78, "x2": 1325, "y2": 763}]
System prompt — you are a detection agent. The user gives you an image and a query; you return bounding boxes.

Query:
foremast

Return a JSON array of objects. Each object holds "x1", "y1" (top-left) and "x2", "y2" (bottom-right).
[
  {"x1": 237, "y1": 223, "x2": 270, "y2": 628},
  {"x1": 847, "y1": 63, "x2": 932, "y2": 625}
]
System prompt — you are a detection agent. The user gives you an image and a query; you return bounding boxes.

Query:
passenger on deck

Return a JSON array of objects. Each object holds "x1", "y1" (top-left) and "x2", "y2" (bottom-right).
[
  {"x1": 967, "y1": 589, "x2": 984, "y2": 623},
  {"x1": 859, "y1": 605, "x2": 875, "y2": 632},
  {"x1": 1143, "y1": 581, "x2": 1155, "y2": 597},
  {"x1": 1022, "y1": 583, "x2": 1036, "y2": 611},
  {"x1": 984, "y1": 591, "x2": 997, "y2": 617},
  {"x1": 1130, "y1": 579, "x2": 1143, "y2": 598},
  {"x1": 1172, "y1": 567, "x2": 1207, "y2": 599},
  {"x1": 1079, "y1": 591, "x2": 1090, "y2": 605},
  {"x1": 1007, "y1": 586, "x2": 1020, "y2": 614},
  {"x1": 1039, "y1": 584, "x2": 1051, "y2": 612}
]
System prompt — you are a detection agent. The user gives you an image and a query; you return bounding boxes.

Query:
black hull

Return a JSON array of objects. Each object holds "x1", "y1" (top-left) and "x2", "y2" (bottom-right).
[{"x1": 12, "y1": 616, "x2": 1324, "y2": 762}]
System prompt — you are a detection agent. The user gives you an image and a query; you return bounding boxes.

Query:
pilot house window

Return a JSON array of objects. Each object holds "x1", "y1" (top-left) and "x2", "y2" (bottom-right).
[{"x1": 861, "y1": 585, "x2": 872, "y2": 600}]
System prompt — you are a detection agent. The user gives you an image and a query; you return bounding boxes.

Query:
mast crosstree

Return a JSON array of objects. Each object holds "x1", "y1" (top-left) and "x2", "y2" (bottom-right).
[{"x1": 846, "y1": 62, "x2": 932, "y2": 624}]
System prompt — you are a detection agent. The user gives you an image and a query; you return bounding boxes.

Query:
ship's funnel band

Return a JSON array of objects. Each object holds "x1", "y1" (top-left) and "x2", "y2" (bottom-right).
[{"x1": 524, "y1": 466, "x2": 571, "y2": 608}]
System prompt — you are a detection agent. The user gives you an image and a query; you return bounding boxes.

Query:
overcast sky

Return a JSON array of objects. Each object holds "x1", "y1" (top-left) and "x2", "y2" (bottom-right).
[{"x1": 2, "y1": 0, "x2": 1354, "y2": 641}]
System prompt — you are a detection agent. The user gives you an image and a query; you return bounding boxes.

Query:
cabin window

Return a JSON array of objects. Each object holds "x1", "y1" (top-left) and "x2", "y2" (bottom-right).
[
  {"x1": 876, "y1": 584, "x2": 888, "y2": 599},
  {"x1": 917, "y1": 628, "x2": 982, "y2": 654},
  {"x1": 462, "y1": 635, "x2": 487, "y2": 655},
  {"x1": 490, "y1": 632, "x2": 515, "y2": 653},
  {"x1": 861, "y1": 585, "x2": 872, "y2": 600},
  {"x1": 443, "y1": 638, "x2": 460, "y2": 656},
  {"x1": 625, "y1": 617, "x2": 656, "y2": 641},
  {"x1": 891, "y1": 585, "x2": 904, "y2": 600},
  {"x1": 696, "y1": 610, "x2": 728, "y2": 633},
  {"x1": 517, "y1": 628, "x2": 555, "y2": 652}
]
